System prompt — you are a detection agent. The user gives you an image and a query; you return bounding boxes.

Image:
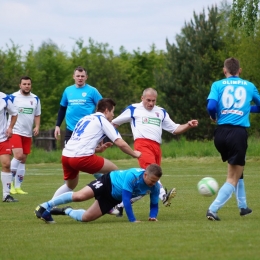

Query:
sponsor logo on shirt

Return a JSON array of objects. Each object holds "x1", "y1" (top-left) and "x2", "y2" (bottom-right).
[
  {"x1": 18, "y1": 107, "x2": 33, "y2": 114},
  {"x1": 142, "y1": 117, "x2": 161, "y2": 126},
  {"x1": 69, "y1": 99, "x2": 87, "y2": 105}
]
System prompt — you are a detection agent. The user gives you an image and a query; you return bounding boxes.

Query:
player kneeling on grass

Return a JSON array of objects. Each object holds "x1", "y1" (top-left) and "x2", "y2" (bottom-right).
[{"x1": 35, "y1": 164, "x2": 162, "y2": 223}]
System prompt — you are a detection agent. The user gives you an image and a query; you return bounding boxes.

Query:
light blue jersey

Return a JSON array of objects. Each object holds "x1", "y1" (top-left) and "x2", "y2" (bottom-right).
[
  {"x1": 207, "y1": 76, "x2": 260, "y2": 127},
  {"x1": 60, "y1": 84, "x2": 102, "y2": 131},
  {"x1": 110, "y1": 168, "x2": 160, "y2": 204}
]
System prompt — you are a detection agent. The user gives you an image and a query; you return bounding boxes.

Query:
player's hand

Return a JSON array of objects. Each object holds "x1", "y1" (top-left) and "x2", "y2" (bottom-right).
[
  {"x1": 5, "y1": 128, "x2": 13, "y2": 139},
  {"x1": 54, "y1": 126, "x2": 60, "y2": 139},
  {"x1": 148, "y1": 217, "x2": 158, "y2": 221},
  {"x1": 33, "y1": 126, "x2": 39, "y2": 136},
  {"x1": 188, "y1": 120, "x2": 198, "y2": 127},
  {"x1": 210, "y1": 117, "x2": 217, "y2": 123},
  {"x1": 133, "y1": 150, "x2": 141, "y2": 158},
  {"x1": 99, "y1": 142, "x2": 113, "y2": 152}
]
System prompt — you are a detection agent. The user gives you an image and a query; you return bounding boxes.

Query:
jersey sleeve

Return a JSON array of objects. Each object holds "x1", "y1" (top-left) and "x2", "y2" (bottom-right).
[
  {"x1": 207, "y1": 82, "x2": 218, "y2": 101},
  {"x1": 252, "y1": 85, "x2": 260, "y2": 106},
  {"x1": 60, "y1": 89, "x2": 68, "y2": 107},
  {"x1": 162, "y1": 111, "x2": 180, "y2": 133},
  {"x1": 100, "y1": 117, "x2": 122, "y2": 142},
  {"x1": 92, "y1": 89, "x2": 103, "y2": 105},
  {"x1": 112, "y1": 106, "x2": 133, "y2": 126},
  {"x1": 35, "y1": 97, "x2": 41, "y2": 116},
  {"x1": 6, "y1": 96, "x2": 18, "y2": 116}
]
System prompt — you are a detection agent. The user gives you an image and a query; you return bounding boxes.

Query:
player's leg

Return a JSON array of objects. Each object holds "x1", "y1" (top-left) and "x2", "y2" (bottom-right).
[
  {"x1": 0, "y1": 141, "x2": 18, "y2": 202},
  {"x1": 207, "y1": 126, "x2": 247, "y2": 221}
]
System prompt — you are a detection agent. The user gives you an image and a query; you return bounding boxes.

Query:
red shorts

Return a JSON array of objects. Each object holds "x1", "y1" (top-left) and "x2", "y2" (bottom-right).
[
  {"x1": 62, "y1": 154, "x2": 105, "y2": 180},
  {"x1": 0, "y1": 139, "x2": 12, "y2": 155},
  {"x1": 9, "y1": 134, "x2": 32, "y2": 154},
  {"x1": 134, "y1": 138, "x2": 161, "y2": 169}
]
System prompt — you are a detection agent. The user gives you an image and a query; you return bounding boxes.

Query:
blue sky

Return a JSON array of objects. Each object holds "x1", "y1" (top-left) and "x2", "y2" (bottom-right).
[{"x1": 0, "y1": 0, "x2": 225, "y2": 53}]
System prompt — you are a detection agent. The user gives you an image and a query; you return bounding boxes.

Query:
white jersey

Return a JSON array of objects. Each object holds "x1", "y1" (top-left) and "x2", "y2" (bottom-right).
[
  {"x1": 8, "y1": 91, "x2": 41, "y2": 137},
  {"x1": 0, "y1": 92, "x2": 18, "y2": 142},
  {"x1": 63, "y1": 112, "x2": 122, "y2": 157},
  {"x1": 112, "y1": 102, "x2": 180, "y2": 144}
]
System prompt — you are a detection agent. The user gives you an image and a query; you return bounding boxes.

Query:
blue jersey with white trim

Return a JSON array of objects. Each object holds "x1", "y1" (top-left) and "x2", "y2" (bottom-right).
[
  {"x1": 60, "y1": 84, "x2": 102, "y2": 131},
  {"x1": 207, "y1": 76, "x2": 260, "y2": 127},
  {"x1": 110, "y1": 168, "x2": 160, "y2": 203}
]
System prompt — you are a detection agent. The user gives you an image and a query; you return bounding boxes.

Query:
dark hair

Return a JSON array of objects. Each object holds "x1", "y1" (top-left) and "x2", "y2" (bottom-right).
[
  {"x1": 97, "y1": 98, "x2": 116, "y2": 113},
  {"x1": 224, "y1": 58, "x2": 240, "y2": 76},
  {"x1": 74, "y1": 66, "x2": 87, "y2": 74},
  {"x1": 146, "y1": 164, "x2": 163, "y2": 178},
  {"x1": 19, "y1": 76, "x2": 32, "y2": 84}
]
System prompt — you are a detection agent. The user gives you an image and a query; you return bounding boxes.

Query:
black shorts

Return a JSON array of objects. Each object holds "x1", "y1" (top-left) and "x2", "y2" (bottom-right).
[
  {"x1": 65, "y1": 128, "x2": 73, "y2": 144},
  {"x1": 214, "y1": 124, "x2": 248, "y2": 166},
  {"x1": 87, "y1": 173, "x2": 121, "y2": 215}
]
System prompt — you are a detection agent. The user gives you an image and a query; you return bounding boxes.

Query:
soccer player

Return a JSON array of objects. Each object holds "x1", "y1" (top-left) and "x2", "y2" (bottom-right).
[
  {"x1": 54, "y1": 66, "x2": 102, "y2": 145},
  {"x1": 0, "y1": 92, "x2": 18, "y2": 202},
  {"x1": 111, "y1": 88, "x2": 198, "y2": 216},
  {"x1": 8, "y1": 76, "x2": 41, "y2": 195},
  {"x1": 49, "y1": 98, "x2": 141, "y2": 201},
  {"x1": 206, "y1": 57, "x2": 260, "y2": 220},
  {"x1": 35, "y1": 164, "x2": 162, "y2": 224}
]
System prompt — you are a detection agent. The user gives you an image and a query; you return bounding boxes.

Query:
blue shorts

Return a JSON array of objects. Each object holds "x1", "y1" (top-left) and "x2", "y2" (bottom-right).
[{"x1": 214, "y1": 124, "x2": 248, "y2": 166}]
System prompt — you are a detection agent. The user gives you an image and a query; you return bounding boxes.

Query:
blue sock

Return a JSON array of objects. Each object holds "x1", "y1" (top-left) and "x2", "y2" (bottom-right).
[
  {"x1": 41, "y1": 192, "x2": 73, "y2": 211},
  {"x1": 209, "y1": 182, "x2": 235, "y2": 213},
  {"x1": 65, "y1": 208, "x2": 85, "y2": 221},
  {"x1": 235, "y1": 179, "x2": 247, "y2": 209}
]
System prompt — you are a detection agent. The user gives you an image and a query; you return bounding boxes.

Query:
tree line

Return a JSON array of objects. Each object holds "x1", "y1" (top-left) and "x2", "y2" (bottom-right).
[{"x1": 1, "y1": 1, "x2": 260, "y2": 141}]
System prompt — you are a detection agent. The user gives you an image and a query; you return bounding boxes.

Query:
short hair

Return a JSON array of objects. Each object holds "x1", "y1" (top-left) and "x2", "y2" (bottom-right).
[
  {"x1": 146, "y1": 164, "x2": 162, "y2": 178},
  {"x1": 20, "y1": 76, "x2": 32, "y2": 84},
  {"x1": 96, "y1": 98, "x2": 116, "y2": 113},
  {"x1": 142, "y1": 88, "x2": 157, "y2": 97},
  {"x1": 224, "y1": 58, "x2": 240, "y2": 76},
  {"x1": 74, "y1": 66, "x2": 87, "y2": 74}
]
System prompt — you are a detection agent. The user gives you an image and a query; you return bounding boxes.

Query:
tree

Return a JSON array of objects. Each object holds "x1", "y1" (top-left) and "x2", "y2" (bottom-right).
[
  {"x1": 156, "y1": 5, "x2": 225, "y2": 140},
  {"x1": 231, "y1": 0, "x2": 259, "y2": 35}
]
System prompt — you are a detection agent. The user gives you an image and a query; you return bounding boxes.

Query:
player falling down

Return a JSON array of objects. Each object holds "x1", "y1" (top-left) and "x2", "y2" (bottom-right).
[{"x1": 35, "y1": 164, "x2": 163, "y2": 223}]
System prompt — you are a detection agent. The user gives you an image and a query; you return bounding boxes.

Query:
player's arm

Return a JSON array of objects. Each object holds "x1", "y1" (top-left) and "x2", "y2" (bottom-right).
[
  {"x1": 207, "y1": 99, "x2": 217, "y2": 121},
  {"x1": 114, "y1": 138, "x2": 141, "y2": 158},
  {"x1": 33, "y1": 115, "x2": 41, "y2": 136},
  {"x1": 148, "y1": 202, "x2": 159, "y2": 221},
  {"x1": 95, "y1": 141, "x2": 113, "y2": 153},
  {"x1": 173, "y1": 120, "x2": 199, "y2": 135},
  {"x1": 55, "y1": 105, "x2": 67, "y2": 139},
  {"x1": 122, "y1": 189, "x2": 139, "y2": 222}
]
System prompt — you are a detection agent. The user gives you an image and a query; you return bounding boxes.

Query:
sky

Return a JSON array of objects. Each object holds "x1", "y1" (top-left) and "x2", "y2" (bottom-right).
[{"x1": 0, "y1": 0, "x2": 225, "y2": 54}]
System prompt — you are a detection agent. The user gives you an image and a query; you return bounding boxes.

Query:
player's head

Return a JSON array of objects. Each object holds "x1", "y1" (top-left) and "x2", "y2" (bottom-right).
[
  {"x1": 73, "y1": 66, "x2": 88, "y2": 87},
  {"x1": 97, "y1": 98, "x2": 116, "y2": 122},
  {"x1": 223, "y1": 58, "x2": 241, "y2": 76},
  {"x1": 143, "y1": 164, "x2": 162, "y2": 187},
  {"x1": 19, "y1": 76, "x2": 32, "y2": 95},
  {"x1": 141, "y1": 88, "x2": 157, "y2": 111}
]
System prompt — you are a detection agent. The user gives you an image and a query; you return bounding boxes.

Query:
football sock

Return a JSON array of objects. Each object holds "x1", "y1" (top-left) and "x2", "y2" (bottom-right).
[
  {"x1": 52, "y1": 184, "x2": 72, "y2": 198},
  {"x1": 10, "y1": 158, "x2": 20, "y2": 181},
  {"x1": 1, "y1": 172, "x2": 12, "y2": 198},
  {"x1": 209, "y1": 182, "x2": 235, "y2": 213},
  {"x1": 65, "y1": 208, "x2": 85, "y2": 221},
  {"x1": 41, "y1": 192, "x2": 73, "y2": 211},
  {"x1": 15, "y1": 163, "x2": 25, "y2": 189},
  {"x1": 93, "y1": 173, "x2": 103, "y2": 179},
  {"x1": 158, "y1": 180, "x2": 166, "y2": 201},
  {"x1": 235, "y1": 179, "x2": 247, "y2": 209}
]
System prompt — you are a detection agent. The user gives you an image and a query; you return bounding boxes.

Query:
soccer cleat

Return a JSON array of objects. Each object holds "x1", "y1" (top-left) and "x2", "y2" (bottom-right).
[
  {"x1": 10, "y1": 183, "x2": 17, "y2": 194},
  {"x1": 206, "y1": 210, "x2": 220, "y2": 221},
  {"x1": 50, "y1": 206, "x2": 72, "y2": 215},
  {"x1": 116, "y1": 206, "x2": 124, "y2": 217},
  {"x1": 35, "y1": 205, "x2": 46, "y2": 219},
  {"x1": 162, "y1": 188, "x2": 177, "y2": 207},
  {"x1": 240, "y1": 207, "x2": 252, "y2": 216},
  {"x1": 108, "y1": 207, "x2": 120, "y2": 215},
  {"x1": 15, "y1": 188, "x2": 28, "y2": 194},
  {"x1": 3, "y1": 195, "x2": 18, "y2": 202},
  {"x1": 40, "y1": 210, "x2": 56, "y2": 224}
]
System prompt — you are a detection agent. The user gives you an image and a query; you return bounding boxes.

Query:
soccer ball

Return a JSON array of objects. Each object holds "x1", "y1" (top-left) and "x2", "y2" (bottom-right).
[{"x1": 197, "y1": 177, "x2": 219, "y2": 197}]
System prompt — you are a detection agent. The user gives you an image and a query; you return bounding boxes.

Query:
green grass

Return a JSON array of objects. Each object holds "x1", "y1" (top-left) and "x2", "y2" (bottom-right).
[{"x1": 1, "y1": 158, "x2": 260, "y2": 260}]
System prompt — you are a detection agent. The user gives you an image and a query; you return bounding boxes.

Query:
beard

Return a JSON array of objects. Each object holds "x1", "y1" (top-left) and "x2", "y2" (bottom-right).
[{"x1": 21, "y1": 89, "x2": 30, "y2": 95}]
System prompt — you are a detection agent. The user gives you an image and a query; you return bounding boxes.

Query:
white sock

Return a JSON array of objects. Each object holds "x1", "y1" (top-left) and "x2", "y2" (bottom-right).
[
  {"x1": 1, "y1": 172, "x2": 12, "y2": 198},
  {"x1": 11, "y1": 158, "x2": 20, "y2": 182},
  {"x1": 158, "y1": 180, "x2": 166, "y2": 201},
  {"x1": 52, "y1": 184, "x2": 72, "y2": 199},
  {"x1": 15, "y1": 163, "x2": 25, "y2": 189}
]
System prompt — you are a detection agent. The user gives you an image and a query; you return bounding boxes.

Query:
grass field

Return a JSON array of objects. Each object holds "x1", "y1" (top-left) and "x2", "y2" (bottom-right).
[{"x1": 1, "y1": 158, "x2": 260, "y2": 260}]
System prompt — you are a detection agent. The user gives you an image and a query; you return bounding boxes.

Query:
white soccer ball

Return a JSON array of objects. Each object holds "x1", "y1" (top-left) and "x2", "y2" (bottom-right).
[{"x1": 197, "y1": 177, "x2": 219, "y2": 197}]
